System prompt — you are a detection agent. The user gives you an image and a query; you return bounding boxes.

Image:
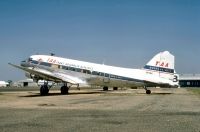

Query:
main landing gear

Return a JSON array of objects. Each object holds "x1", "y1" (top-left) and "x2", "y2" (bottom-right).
[
  {"x1": 40, "y1": 84, "x2": 49, "y2": 96},
  {"x1": 103, "y1": 86, "x2": 118, "y2": 91},
  {"x1": 40, "y1": 82, "x2": 70, "y2": 96},
  {"x1": 103, "y1": 86, "x2": 108, "y2": 91},
  {"x1": 60, "y1": 85, "x2": 69, "y2": 95},
  {"x1": 144, "y1": 86, "x2": 151, "y2": 94}
]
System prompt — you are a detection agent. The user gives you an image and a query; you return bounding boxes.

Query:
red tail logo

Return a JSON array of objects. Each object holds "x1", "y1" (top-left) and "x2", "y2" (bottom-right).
[{"x1": 156, "y1": 61, "x2": 169, "y2": 68}]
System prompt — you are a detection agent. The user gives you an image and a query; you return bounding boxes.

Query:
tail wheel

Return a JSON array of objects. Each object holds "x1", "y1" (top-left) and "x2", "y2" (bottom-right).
[
  {"x1": 146, "y1": 90, "x2": 151, "y2": 94},
  {"x1": 61, "y1": 86, "x2": 69, "y2": 95},
  {"x1": 103, "y1": 86, "x2": 108, "y2": 91}
]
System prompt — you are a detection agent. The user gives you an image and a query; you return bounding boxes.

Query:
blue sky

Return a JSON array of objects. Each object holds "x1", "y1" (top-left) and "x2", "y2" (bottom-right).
[{"x1": 0, "y1": 0, "x2": 200, "y2": 81}]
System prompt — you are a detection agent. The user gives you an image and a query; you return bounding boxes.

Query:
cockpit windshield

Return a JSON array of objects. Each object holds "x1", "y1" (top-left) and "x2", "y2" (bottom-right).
[{"x1": 28, "y1": 58, "x2": 33, "y2": 62}]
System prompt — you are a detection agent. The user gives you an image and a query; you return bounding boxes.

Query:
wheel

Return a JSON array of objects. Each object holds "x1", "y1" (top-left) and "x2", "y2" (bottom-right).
[
  {"x1": 113, "y1": 87, "x2": 118, "y2": 90},
  {"x1": 103, "y1": 86, "x2": 108, "y2": 91},
  {"x1": 146, "y1": 90, "x2": 151, "y2": 94},
  {"x1": 40, "y1": 85, "x2": 49, "y2": 95},
  {"x1": 61, "y1": 86, "x2": 69, "y2": 95}
]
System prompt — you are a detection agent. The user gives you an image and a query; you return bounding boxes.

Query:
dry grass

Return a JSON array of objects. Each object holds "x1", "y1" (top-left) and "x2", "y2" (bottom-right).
[{"x1": 187, "y1": 88, "x2": 200, "y2": 95}]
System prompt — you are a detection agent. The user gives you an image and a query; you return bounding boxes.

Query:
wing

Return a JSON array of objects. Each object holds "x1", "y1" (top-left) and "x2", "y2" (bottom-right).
[{"x1": 8, "y1": 63, "x2": 84, "y2": 85}]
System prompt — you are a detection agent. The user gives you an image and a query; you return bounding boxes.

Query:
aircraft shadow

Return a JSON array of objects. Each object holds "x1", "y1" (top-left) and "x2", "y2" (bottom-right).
[
  {"x1": 19, "y1": 91, "x2": 106, "y2": 97},
  {"x1": 19, "y1": 91, "x2": 173, "y2": 98},
  {"x1": 150, "y1": 92, "x2": 173, "y2": 95}
]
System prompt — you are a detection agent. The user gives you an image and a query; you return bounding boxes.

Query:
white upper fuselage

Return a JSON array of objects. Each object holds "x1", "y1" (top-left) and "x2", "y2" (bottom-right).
[{"x1": 34, "y1": 55, "x2": 144, "y2": 79}]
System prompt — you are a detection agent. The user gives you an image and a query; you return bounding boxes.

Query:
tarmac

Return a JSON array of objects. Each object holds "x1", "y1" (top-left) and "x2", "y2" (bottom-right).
[{"x1": 0, "y1": 87, "x2": 200, "y2": 132}]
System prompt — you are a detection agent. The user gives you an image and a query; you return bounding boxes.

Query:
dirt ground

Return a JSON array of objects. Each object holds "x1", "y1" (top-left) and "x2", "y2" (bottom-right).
[{"x1": 0, "y1": 87, "x2": 199, "y2": 132}]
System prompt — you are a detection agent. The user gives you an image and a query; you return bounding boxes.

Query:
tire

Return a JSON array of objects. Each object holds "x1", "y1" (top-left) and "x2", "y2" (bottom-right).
[
  {"x1": 61, "y1": 86, "x2": 69, "y2": 95},
  {"x1": 40, "y1": 85, "x2": 49, "y2": 96},
  {"x1": 103, "y1": 86, "x2": 108, "y2": 91},
  {"x1": 113, "y1": 87, "x2": 118, "y2": 90},
  {"x1": 146, "y1": 90, "x2": 151, "y2": 94}
]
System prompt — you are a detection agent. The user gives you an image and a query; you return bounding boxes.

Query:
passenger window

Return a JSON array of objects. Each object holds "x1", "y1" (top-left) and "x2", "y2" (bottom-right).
[
  {"x1": 105, "y1": 73, "x2": 109, "y2": 77},
  {"x1": 87, "y1": 70, "x2": 91, "y2": 74}
]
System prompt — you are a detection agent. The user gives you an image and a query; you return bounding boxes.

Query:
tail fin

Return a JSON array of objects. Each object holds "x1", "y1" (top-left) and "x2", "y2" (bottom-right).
[
  {"x1": 144, "y1": 51, "x2": 175, "y2": 74},
  {"x1": 143, "y1": 51, "x2": 179, "y2": 87}
]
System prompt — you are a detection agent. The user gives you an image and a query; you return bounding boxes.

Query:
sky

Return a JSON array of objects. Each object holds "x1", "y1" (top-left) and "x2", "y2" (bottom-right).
[{"x1": 0, "y1": 0, "x2": 200, "y2": 81}]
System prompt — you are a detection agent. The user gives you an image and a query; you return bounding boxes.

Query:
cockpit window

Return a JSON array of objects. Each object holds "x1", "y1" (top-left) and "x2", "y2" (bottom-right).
[
  {"x1": 21, "y1": 60, "x2": 26, "y2": 63},
  {"x1": 28, "y1": 58, "x2": 33, "y2": 62}
]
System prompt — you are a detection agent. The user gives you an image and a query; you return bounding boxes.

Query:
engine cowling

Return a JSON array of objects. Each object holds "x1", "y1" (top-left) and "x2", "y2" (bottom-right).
[
  {"x1": 25, "y1": 72, "x2": 34, "y2": 78},
  {"x1": 25, "y1": 72, "x2": 41, "y2": 82}
]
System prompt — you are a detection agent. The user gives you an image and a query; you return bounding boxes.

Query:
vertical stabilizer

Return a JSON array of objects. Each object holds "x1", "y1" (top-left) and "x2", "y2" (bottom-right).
[{"x1": 144, "y1": 51, "x2": 175, "y2": 74}]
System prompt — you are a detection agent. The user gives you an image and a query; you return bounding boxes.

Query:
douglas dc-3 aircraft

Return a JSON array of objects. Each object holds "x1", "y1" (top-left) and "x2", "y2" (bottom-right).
[{"x1": 9, "y1": 51, "x2": 179, "y2": 95}]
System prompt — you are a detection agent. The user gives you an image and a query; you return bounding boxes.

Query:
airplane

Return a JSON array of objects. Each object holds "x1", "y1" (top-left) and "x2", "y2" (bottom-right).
[
  {"x1": 9, "y1": 51, "x2": 179, "y2": 95},
  {"x1": 0, "y1": 81, "x2": 9, "y2": 87}
]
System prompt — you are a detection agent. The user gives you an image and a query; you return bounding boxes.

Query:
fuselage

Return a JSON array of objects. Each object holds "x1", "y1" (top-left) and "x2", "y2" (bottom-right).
[{"x1": 21, "y1": 55, "x2": 177, "y2": 88}]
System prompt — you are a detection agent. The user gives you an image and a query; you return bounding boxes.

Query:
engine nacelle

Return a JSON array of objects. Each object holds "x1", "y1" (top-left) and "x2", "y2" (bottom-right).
[
  {"x1": 25, "y1": 72, "x2": 41, "y2": 82},
  {"x1": 25, "y1": 72, "x2": 34, "y2": 78}
]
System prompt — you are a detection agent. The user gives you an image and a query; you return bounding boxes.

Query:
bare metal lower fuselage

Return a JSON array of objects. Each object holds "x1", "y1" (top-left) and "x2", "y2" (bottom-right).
[{"x1": 31, "y1": 64, "x2": 164, "y2": 88}]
